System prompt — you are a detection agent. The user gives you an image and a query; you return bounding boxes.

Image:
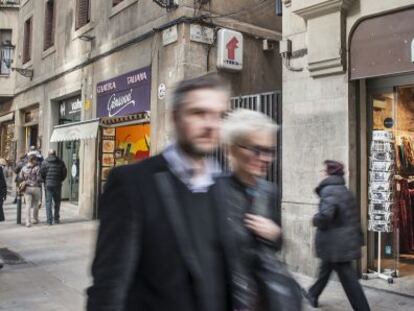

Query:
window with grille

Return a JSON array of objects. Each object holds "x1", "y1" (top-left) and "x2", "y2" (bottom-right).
[
  {"x1": 44, "y1": 0, "x2": 55, "y2": 50},
  {"x1": 0, "y1": 29, "x2": 13, "y2": 75},
  {"x1": 75, "y1": 0, "x2": 90, "y2": 30},
  {"x1": 23, "y1": 18, "x2": 32, "y2": 64},
  {"x1": 112, "y1": 0, "x2": 124, "y2": 7}
]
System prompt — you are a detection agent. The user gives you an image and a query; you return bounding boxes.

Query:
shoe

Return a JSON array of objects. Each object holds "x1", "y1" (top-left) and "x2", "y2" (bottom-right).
[
  {"x1": 54, "y1": 219, "x2": 60, "y2": 224},
  {"x1": 26, "y1": 223, "x2": 31, "y2": 228},
  {"x1": 301, "y1": 288, "x2": 318, "y2": 308},
  {"x1": 33, "y1": 219, "x2": 39, "y2": 224}
]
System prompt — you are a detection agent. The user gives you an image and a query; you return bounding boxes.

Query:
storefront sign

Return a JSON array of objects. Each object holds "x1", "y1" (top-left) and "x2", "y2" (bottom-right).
[
  {"x1": 350, "y1": 9, "x2": 414, "y2": 80},
  {"x1": 60, "y1": 97, "x2": 82, "y2": 119},
  {"x1": 96, "y1": 67, "x2": 151, "y2": 118}
]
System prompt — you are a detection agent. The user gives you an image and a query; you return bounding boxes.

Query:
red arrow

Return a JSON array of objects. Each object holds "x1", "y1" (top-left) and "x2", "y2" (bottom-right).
[{"x1": 226, "y1": 36, "x2": 239, "y2": 60}]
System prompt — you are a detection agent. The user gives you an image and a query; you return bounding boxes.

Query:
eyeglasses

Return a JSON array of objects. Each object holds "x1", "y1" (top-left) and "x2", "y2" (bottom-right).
[{"x1": 237, "y1": 144, "x2": 276, "y2": 158}]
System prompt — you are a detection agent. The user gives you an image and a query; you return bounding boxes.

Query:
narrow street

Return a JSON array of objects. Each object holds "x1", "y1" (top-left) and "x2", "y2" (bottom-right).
[{"x1": 0, "y1": 199, "x2": 412, "y2": 311}]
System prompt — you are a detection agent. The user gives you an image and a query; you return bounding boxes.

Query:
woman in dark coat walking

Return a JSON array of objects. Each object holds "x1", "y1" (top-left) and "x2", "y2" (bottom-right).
[
  {"x1": 302, "y1": 160, "x2": 370, "y2": 310},
  {"x1": 220, "y1": 109, "x2": 301, "y2": 311}
]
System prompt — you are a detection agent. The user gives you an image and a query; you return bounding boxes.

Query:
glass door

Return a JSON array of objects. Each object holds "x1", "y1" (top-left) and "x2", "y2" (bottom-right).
[{"x1": 367, "y1": 84, "x2": 414, "y2": 279}]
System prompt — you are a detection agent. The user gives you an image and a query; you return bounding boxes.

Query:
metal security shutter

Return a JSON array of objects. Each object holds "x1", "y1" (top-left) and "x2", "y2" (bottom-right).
[
  {"x1": 76, "y1": 0, "x2": 90, "y2": 30},
  {"x1": 213, "y1": 91, "x2": 282, "y2": 184}
]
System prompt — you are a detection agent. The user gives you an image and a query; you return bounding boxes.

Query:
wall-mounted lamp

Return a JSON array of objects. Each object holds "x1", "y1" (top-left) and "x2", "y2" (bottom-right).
[{"x1": 11, "y1": 67, "x2": 34, "y2": 79}]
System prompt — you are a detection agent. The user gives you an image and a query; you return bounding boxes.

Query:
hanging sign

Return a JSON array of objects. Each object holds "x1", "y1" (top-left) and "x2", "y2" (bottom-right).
[
  {"x1": 217, "y1": 28, "x2": 243, "y2": 71},
  {"x1": 96, "y1": 66, "x2": 151, "y2": 118}
]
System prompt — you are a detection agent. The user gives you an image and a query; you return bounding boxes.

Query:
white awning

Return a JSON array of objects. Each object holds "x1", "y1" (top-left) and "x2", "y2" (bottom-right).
[
  {"x1": 0, "y1": 112, "x2": 14, "y2": 123},
  {"x1": 50, "y1": 119, "x2": 100, "y2": 142}
]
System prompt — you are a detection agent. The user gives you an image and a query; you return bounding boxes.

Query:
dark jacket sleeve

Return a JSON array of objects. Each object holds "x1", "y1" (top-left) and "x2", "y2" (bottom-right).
[
  {"x1": 313, "y1": 192, "x2": 337, "y2": 230},
  {"x1": 0, "y1": 169, "x2": 7, "y2": 199},
  {"x1": 39, "y1": 162, "x2": 48, "y2": 182},
  {"x1": 61, "y1": 162, "x2": 67, "y2": 181},
  {"x1": 87, "y1": 168, "x2": 142, "y2": 311}
]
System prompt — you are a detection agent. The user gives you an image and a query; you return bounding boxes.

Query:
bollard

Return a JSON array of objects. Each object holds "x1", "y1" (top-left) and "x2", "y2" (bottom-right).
[{"x1": 16, "y1": 193, "x2": 22, "y2": 225}]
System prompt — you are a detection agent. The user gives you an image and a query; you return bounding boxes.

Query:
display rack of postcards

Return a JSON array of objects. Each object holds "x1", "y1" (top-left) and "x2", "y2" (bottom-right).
[{"x1": 364, "y1": 130, "x2": 396, "y2": 283}]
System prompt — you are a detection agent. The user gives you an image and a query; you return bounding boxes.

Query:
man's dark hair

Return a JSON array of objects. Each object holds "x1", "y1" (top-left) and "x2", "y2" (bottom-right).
[{"x1": 171, "y1": 74, "x2": 230, "y2": 111}]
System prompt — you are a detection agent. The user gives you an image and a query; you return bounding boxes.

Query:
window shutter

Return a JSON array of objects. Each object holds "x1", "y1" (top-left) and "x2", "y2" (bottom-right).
[
  {"x1": 76, "y1": 0, "x2": 90, "y2": 30},
  {"x1": 44, "y1": 0, "x2": 55, "y2": 50},
  {"x1": 23, "y1": 18, "x2": 32, "y2": 64}
]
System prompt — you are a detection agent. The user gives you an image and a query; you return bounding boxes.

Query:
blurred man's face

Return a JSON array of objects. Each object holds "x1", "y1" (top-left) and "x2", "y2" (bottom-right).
[
  {"x1": 174, "y1": 88, "x2": 228, "y2": 157},
  {"x1": 231, "y1": 131, "x2": 276, "y2": 178}
]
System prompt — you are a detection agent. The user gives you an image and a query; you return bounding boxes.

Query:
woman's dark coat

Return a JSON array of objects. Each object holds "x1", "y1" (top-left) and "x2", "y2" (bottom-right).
[{"x1": 313, "y1": 175, "x2": 364, "y2": 263}]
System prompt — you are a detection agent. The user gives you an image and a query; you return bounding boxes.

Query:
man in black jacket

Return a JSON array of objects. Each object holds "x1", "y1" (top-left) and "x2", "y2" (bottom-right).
[
  {"x1": 87, "y1": 75, "x2": 233, "y2": 311},
  {"x1": 40, "y1": 150, "x2": 67, "y2": 225},
  {"x1": 302, "y1": 160, "x2": 370, "y2": 310}
]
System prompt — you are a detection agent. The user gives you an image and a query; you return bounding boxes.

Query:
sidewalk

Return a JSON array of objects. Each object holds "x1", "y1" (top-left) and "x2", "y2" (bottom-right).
[{"x1": 0, "y1": 198, "x2": 413, "y2": 310}]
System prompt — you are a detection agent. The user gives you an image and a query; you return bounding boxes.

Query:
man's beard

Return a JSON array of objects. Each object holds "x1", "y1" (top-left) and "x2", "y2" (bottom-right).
[{"x1": 179, "y1": 139, "x2": 215, "y2": 158}]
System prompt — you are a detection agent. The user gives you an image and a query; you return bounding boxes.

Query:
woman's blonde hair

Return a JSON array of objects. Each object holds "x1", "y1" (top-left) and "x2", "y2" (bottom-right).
[{"x1": 221, "y1": 109, "x2": 278, "y2": 145}]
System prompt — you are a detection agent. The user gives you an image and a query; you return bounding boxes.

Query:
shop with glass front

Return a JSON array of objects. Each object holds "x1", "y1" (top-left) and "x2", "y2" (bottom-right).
[{"x1": 350, "y1": 7, "x2": 414, "y2": 291}]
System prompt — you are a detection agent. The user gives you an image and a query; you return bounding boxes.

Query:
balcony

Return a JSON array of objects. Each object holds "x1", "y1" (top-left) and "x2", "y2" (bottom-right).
[{"x1": 0, "y1": 0, "x2": 20, "y2": 8}]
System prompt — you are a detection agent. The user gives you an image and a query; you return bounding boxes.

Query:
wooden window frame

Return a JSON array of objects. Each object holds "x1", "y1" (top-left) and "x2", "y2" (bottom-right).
[
  {"x1": 43, "y1": 0, "x2": 55, "y2": 51},
  {"x1": 23, "y1": 17, "x2": 32, "y2": 64},
  {"x1": 75, "y1": 0, "x2": 91, "y2": 30}
]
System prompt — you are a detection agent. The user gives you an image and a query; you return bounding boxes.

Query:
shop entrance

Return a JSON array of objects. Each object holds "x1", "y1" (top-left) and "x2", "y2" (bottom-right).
[
  {"x1": 99, "y1": 120, "x2": 150, "y2": 194},
  {"x1": 58, "y1": 141, "x2": 80, "y2": 203},
  {"x1": 57, "y1": 96, "x2": 82, "y2": 203},
  {"x1": 366, "y1": 75, "x2": 414, "y2": 290},
  {"x1": 25, "y1": 125, "x2": 38, "y2": 150}
]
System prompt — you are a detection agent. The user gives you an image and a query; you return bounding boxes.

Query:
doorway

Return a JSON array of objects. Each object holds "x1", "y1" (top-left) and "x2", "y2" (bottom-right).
[
  {"x1": 365, "y1": 75, "x2": 414, "y2": 291},
  {"x1": 58, "y1": 141, "x2": 80, "y2": 203}
]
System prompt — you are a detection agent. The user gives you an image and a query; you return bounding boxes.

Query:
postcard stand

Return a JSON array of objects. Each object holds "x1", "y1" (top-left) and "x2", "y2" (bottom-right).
[{"x1": 363, "y1": 131, "x2": 396, "y2": 284}]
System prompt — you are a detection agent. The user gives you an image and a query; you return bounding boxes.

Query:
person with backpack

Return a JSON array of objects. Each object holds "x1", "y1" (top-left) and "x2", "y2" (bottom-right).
[{"x1": 19, "y1": 155, "x2": 42, "y2": 228}]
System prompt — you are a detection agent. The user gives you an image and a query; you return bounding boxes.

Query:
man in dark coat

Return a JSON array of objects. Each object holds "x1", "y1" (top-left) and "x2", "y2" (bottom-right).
[
  {"x1": 302, "y1": 160, "x2": 370, "y2": 310},
  {"x1": 87, "y1": 75, "x2": 234, "y2": 311},
  {"x1": 40, "y1": 150, "x2": 67, "y2": 225}
]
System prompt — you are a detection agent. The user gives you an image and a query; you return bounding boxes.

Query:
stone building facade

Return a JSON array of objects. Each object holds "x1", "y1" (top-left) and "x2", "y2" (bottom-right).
[
  {"x1": 281, "y1": 0, "x2": 414, "y2": 292},
  {"x1": 0, "y1": 0, "x2": 19, "y2": 162},
  {"x1": 11, "y1": 0, "x2": 282, "y2": 218}
]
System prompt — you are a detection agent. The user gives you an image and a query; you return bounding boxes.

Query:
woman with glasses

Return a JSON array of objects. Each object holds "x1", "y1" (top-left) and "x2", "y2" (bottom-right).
[{"x1": 219, "y1": 109, "x2": 301, "y2": 311}]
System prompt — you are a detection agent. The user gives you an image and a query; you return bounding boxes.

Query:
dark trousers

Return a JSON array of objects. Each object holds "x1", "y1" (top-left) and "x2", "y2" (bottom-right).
[
  {"x1": 45, "y1": 186, "x2": 62, "y2": 224},
  {"x1": 0, "y1": 198, "x2": 4, "y2": 222},
  {"x1": 309, "y1": 261, "x2": 370, "y2": 311}
]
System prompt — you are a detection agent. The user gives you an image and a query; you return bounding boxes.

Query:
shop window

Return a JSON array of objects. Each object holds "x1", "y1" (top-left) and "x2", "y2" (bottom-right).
[
  {"x1": 0, "y1": 29, "x2": 13, "y2": 75},
  {"x1": 23, "y1": 17, "x2": 32, "y2": 64},
  {"x1": 112, "y1": 0, "x2": 124, "y2": 6},
  {"x1": 43, "y1": 0, "x2": 55, "y2": 51},
  {"x1": 368, "y1": 85, "x2": 414, "y2": 280},
  {"x1": 75, "y1": 0, "x2": 90, "y2": 30}
]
